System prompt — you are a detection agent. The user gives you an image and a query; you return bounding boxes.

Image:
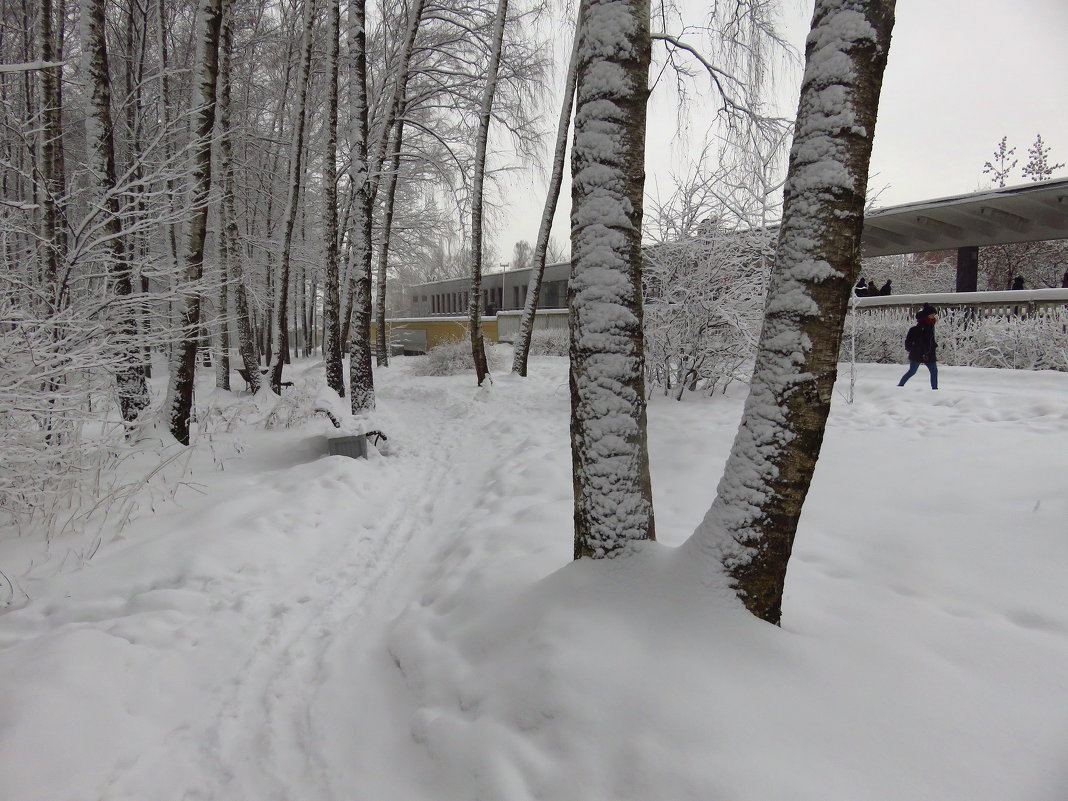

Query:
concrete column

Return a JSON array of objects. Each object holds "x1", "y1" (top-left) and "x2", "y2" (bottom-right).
[{"x1": 956, "y1": 245, "x2": 979, "y2": 292}]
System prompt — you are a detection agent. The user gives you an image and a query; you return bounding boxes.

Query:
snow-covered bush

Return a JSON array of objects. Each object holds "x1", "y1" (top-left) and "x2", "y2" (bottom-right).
[
  {"x1": 412, "y1": 337, "x2": 505, "y2": 377},
  {"x1": 848, "y1": 305, "x2": 1068, "y2": 371},
  {"x1": 642, "y1": 225, "x2": 771, "y2": 399},
  {"x1": 525, "y1": 329, "x2": 569, "y2": 357}
]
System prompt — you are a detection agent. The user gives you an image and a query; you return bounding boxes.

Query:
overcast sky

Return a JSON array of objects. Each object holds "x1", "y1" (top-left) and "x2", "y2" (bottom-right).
[{"x1": 491, "y1": 0, "x2": 1068, "y2": 265}]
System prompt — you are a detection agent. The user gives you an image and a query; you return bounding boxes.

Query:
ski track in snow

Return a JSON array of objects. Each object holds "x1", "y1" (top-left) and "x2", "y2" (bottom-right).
[
  {"x1": 3, "y1": 357, "x2": 1068, "y2": 801},
  {"x1": 205, "y1": 374, "x2": 512, "y2": 801},
  {"x1": 0, "y1": 358, "x2": 558, "y2": 801}
]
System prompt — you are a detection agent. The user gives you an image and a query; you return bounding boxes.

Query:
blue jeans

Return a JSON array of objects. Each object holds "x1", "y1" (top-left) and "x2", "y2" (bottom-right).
[{"x1": 898, "y1": 360, "x2": 938, "y2": 389}]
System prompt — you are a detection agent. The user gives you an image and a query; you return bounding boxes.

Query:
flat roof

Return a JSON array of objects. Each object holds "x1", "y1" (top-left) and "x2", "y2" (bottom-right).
[{"x1": 861, "y1": 178, "x2": 1068, "y2": 256}]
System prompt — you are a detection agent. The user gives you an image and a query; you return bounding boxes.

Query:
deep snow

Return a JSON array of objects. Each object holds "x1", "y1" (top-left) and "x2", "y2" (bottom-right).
[{"x1": 2, "y1": 351, "x2": 1067, "y2": 800}]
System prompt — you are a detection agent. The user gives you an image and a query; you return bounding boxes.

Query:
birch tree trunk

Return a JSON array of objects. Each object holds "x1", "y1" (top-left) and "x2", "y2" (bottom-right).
[
  {"x1": 215, "y1": 0, "x2": 258, "y2": 390},
  {"x1": 321, "y1": 0, "x2": 345, "y2": 396},
  {"x1": 374, "y1": 117, "x2": 405, "y2": 367},
  {"x1": 164, "y1": 0, "x2": 223, "y2": 444},
  {"x1": 468, "y1": 0, "x2": 509, "y2": 386},
  {"x1": 268, "y1": 0, "x2": 315, "y2": 394},
  {"x1": 37, "y1": 0, "x2": 62, "y2": 303},
  {"x1": 347, "y1": 0, "x2": 375, "y2": 413},
  {"x1": 81, "y1": 0, "x2": 151, "y2": 421},
  {"x1": 569, "y1": 0, "x2": 654, "y2": 558},
  {"x1": 686, "y1": 0, "x2": 896, "y2": 624},
  {"x1": 512, "y1": 25, "x2": 580, "y2": 377}
]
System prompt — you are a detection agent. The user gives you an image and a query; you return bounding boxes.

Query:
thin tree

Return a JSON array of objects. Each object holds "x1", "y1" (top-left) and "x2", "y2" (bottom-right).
[
  {"x1": 321, "y1": 0, "x2": 345, "y2": 397},
  {"x1": 1022, "y1": 134, "x2": 1064, "y2": 182},
  {"x1": 982, "y1": 136, "x2": 1017, "y2": 188},
  {"x1": 686, "y1": 0, "x2": 896, "y2": 624},
  {"x1": 346, "y1": 0, "x2": 378, "y2": 413},
  {"x1": 164, "y1": 0, "x2": 224, "y2": 445},
  {"x1": 81, "y1": 0, "x2": 151, "y2": 422},
  {"x1": 569, "y1": 0, "x2": 655, "y2": 558},
  {"x1": 467, "y1": 0, "x2": 510, "y2": 386},
  {"x1": 267, "y1": 0, "x2": 316, "y2": 395},
  {"x1": 37, "y1": 0, "x2": 63, "y2": 303},
  {"x1": 512, "y1": 23, "x2": 579, "y2": 377},
  {"x1": 217, "y1": 0, "x2": 260, "y2": 391},
  {"x1": 373, "y1": 116, "x2": 405, "y2": 368}
]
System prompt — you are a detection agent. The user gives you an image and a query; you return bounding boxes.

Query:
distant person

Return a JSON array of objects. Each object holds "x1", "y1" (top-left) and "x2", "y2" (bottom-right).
[
  {"x1": 1062, "y1": 269, "x2": 1068, "y2": 288},
  {"x1": 879, "y1": 279, "x2": 892, "y2": 296},
  {"x1": 1011, "y1": 276, "x2": 1025, "y2": 290},
  {"x1": 867, "y1": 280, "x2": 878, "y2": 297},
  {"x1": 854, "y1": 277, "x2": 868, "y2": 297},
  {"x1": 898, "y1": 304, "x2": 938, "y2": 390}
]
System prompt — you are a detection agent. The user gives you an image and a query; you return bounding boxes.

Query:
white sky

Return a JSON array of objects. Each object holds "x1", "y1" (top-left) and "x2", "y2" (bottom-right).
[{"x1": 493, "y1": 0, "x2": 1068, "y2": 263}]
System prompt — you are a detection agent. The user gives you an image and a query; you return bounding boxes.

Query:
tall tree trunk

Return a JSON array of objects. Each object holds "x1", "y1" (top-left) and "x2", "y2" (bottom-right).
[
  {"x1": 468, "y1": 0, "x2": 509, "y2": 386},
  {"x1": 214, "y1": 212, "x2": 231, "y2": 390},
  {"x1": 346, "y1": 0, "x2": 375, "y2": 413},
  {"x1": 307, "y1": 277, "x2": 317, "y2": 355},
  {"x1": 321, "y1": 0, "x2": 344, "y2": 395},
  {"x1": 82, "y1": 0, "x2": 151, "y2": 422},
  {"x1": 37, "y1": 0, "x2": 62, "y2": 304},
  {"x1": 164, "y1": 0, "x2": 223, "y2": 444},
  {"x1": 569, "y1": 0, "x2": 654, "y2": 559},
  {"x1": 268, "y1": 0, "x2": 316, "y2": 394},
  {"x1": 155, "y1": 0, "x2": 180, "y2": 278},
  {"x1": 512, "y1": 24, "x2": 579, "y2": 377},
  {"x1": 686, "y1": 0, "x2": 896, "y2": 624},
  {"x1": 374, "y1": 117, "x2": 405, "y2": 367}
]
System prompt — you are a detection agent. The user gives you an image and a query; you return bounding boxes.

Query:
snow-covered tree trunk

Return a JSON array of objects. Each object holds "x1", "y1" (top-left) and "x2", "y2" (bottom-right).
[
  {"x1": 81, "y1": 0, "x2": 151, "y2": 421},
  {"x1": 512, "y1": 24, "x2": 580, "y2": 377},
  {"x1": 164, "y1": 0, "x2": 223, "y2": 444},
  {"x1": 217, "y1": 0, "x2": 260, "y2": 391},
  {"x1": 154, "y1": 0, "x2": 180, "y2": 281},
  {"x1": 468, "y1": 0, "x2": 509, "y2": 386},
  {"x1": 374, "y1": 118, "x2": 405, "y2": 368},
  {"x1": 321, "y1": 0, "x2": 345, "y2": 396},
  {"x1": 268, "y1": 0, "x2": 315, "y2": 394},
  {"x1": 569, "y1": 0, "x2": 655, "y2": 558},
  {"x1": 37, "y1": 0, "x2": 62, "y2": 302},
  {"x1": 686, "y1": 0, "x2": 896, "y2": 624},
  {"x1": 347, "y1": 0, "x2": 376, "y2": 413}
]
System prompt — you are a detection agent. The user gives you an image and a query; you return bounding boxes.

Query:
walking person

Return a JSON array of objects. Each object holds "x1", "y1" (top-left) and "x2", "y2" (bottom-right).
[{"x1": 898, "y1": 304, "x2": 939, "y2": 389}]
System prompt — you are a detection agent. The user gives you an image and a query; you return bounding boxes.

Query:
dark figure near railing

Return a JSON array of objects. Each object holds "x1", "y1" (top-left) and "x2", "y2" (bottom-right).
[
  {"x1": 898, "y1": 304, "x2": 938, "y2": 390},
  {"x1": 867, "y1": 280, "x2": 878, "y2": 297},
  {"x1": 1012, "y1": 276, "x2": 1025, "y2": 290},
  {"x1": 879, "y1": 280, "x2": 892, "y2": 296},
  {"x1": 855, "y1": 277, "x2": 868, "y2": 297},
  {"x1": 1062, "y1": 270, "x2": 1068, "y2": 289}
]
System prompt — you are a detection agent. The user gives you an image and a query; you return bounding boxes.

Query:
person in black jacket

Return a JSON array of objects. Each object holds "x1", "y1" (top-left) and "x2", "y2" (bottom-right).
[{"x1": 898, "y1": 304, "x2": 938, "y2": 389}]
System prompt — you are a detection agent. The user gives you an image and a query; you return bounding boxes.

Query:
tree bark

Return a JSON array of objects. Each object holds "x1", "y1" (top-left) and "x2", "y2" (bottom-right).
[
  {"x1": 569, "y1": 0, "x2": 655, "y2": 559},
  {"x1": 374, "y1": 117, "x2": 405, "y2": 367},
  {"x1": 217, "y1": 0, "x2": 260, "y2": 391},
  {"x1": 268, "y1": 0, "x2": 316, "y2": 394},
  {"x1": 37, "y1": 0, "x2": 62, "y2": 303},
  {"x1": 468, "y1": 0, "x2": 509, "y2": 386},
  {"x1": 82, "y1": 0, "x2": 152, "y2": 422},
  {"x1": 512, "y1": 23, "x2": 579, "y2": 377},
  {"x1": 686, "y1": 0, "x2": 896, "y2": 624},
  {"x1": 347, "y1": 0, "x2": 375, "y2": 413},
  {"x1": 321, "y1": 0, "x2": 345, "y2": 396},
  {"x1": 164, "y1": 0, "x2": 223, "y2": 444}
]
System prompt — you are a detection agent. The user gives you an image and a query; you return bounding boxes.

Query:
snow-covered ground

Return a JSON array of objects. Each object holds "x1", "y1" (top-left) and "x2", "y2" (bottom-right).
[{"x1": 2, "y1": 351, "x2": 1066, "y2": 801}]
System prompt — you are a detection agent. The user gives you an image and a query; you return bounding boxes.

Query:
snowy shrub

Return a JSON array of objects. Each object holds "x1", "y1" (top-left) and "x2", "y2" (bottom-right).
[
  {"x1": 412, "y1": 337, "x2": 505, "y2": 377},
  {"x1": 525, "y1": 329, "x2": 569, "y2": 357},
  {"x1": 642, "y1": 225, "x2": 771, "y2": 399},
  {"x1": 848, "y1": 305, "x2": 1068, "y2": 371}
]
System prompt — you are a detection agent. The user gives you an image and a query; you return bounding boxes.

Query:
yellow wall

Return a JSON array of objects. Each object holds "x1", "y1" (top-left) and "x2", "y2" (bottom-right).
[{"x1": 370, "y1": 317, "x2": 500, "y2": 352}]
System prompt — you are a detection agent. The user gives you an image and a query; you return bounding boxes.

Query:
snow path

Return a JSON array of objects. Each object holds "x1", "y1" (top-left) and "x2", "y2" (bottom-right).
[
  {"x1": 0, "y1": 357, "x2": 571, "y2": 801},
  {"x1": 3, "y1": 357, "x2": 1068, "y2": 801}
]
